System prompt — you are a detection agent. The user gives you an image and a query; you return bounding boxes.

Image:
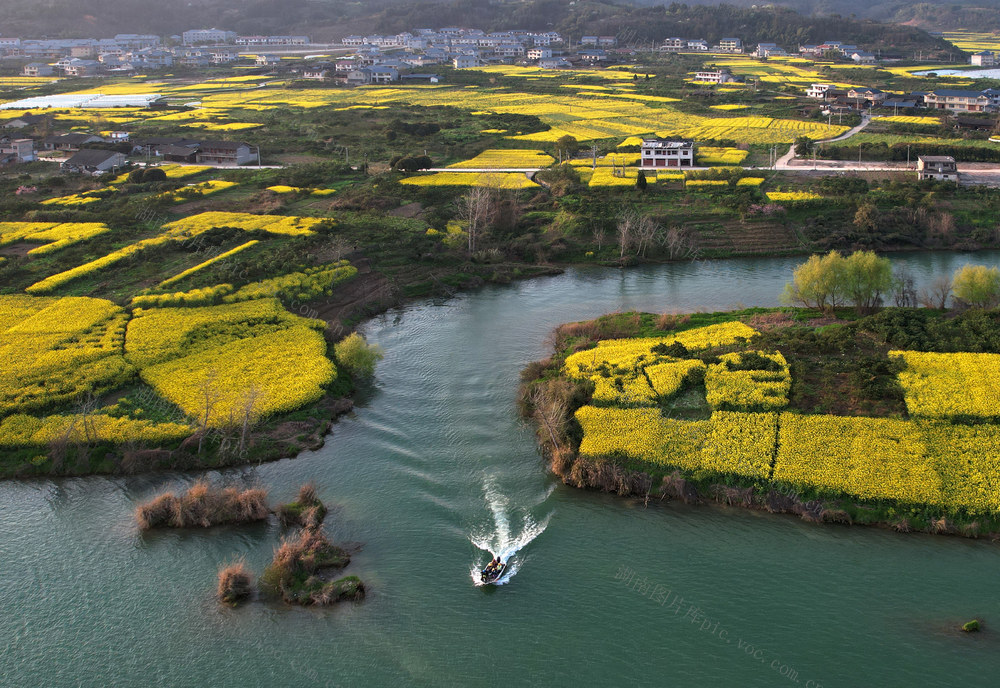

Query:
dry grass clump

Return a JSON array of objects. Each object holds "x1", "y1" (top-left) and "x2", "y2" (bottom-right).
[
  {"x1": 260, "y1": 526, "x2": 356, "y2": 605},
  {"x1": 745, "y1": 311, "x2": 795, "y2": 332},
  {"x1": 135, "y1": 480, "x2": 269, "y2": 529},
  {"x1": 275, "y1": 482, "x2": 328, "y2": 527},
  {"x1": 567, "y1": 456, "x2": 651, "y2": 496},
  {"x1": 655, "y1": 312, "x2": 691, "y2": 331},
  {"x1": 217, "y1": 558, "x2": 254, "y2": 606},
  {"x1": 555, "y1": 312, "x2": 641, "y2": 349}
]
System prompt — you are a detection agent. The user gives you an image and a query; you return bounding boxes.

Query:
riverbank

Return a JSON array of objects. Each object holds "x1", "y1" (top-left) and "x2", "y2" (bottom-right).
[{"x1": 521, "y1": 307, "x2": 1000, "y2": 539}]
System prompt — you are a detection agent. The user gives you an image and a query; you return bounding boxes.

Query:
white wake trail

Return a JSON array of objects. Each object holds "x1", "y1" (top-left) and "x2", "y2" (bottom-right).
[{"x1": 469, "y1": 479, "x2": 552, "y2": 586}]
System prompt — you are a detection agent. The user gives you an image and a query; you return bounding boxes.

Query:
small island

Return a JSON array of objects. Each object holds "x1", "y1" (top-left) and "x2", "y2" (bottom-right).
[{"x1": 522, "y1": 254, "x2": 1000, "y2": 536}]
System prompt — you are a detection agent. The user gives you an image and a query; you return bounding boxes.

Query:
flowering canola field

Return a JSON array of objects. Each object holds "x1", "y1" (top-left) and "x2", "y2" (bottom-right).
[
  {"x1": 0, "y1": 222, "x2": 109, "y2": 255},
  {"x1": 125, "y1": 299, "x2": 335, "y2": 426},
  {"x1": 26, "y1": 212, "x2": 328, "y2": 294},
  {"x1": 567, "y1": 322, "x2": 1000, "y2": 515}
]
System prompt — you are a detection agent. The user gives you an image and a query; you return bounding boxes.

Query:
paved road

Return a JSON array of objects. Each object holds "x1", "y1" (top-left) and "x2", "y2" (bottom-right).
[{"x1": 773, "y1": 114, "x2": 873, "y2": 170}]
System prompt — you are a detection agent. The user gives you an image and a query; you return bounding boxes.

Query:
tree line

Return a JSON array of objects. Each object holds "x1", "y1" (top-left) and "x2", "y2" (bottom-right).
[{"x1": 783, "y1": 249, "x2": 1000, "y2": 314}]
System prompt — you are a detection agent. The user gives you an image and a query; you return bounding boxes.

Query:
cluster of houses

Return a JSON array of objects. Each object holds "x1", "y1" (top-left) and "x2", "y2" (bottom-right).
[
  {"x1": 807, "y1": 83, "x2": 1000, "y2": 113},
  {"x1": 0, "y1": 28, "x2": 315, "y2": 77},
  {"x1": 659, "y1": 37, "x2": 877, "y2": 63},
  {"x1": 335, "y1": 27, "x2": 630, "y2": 74},
  {"x1": 0, "y1": 114, "x2": 257, "y2": 173},
  {"x1": 181, "y1": 29, "x2": 309, "y2": 46}
]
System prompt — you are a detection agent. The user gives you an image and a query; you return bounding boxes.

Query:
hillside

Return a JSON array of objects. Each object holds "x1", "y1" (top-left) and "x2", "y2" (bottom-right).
[{"x1": 0, "y1": 0, "x2": 968, "y2": 52}]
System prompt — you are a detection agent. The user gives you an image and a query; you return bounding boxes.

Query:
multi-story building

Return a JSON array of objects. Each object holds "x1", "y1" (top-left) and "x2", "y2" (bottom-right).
[
  {"x1": 717, "y1": 38, "x2": 742, "y2": 53},
  {"x1": 640, "y1": 139, "x2": 694, "y2": 168},
  {"x1": 917, "y1": 156, "x2": 958, "y2": 181},
  {"x1": 971, "y1": 51, "x2": 996, "y2": 67},
  {"x1": 114, "y1": 34, "x2": 160, "y2": 50},
  {"x1": 660, "y1": 38, "x2": 686, "y2": 52},
  {"x1": 754, "y1": 43, "x2": 788, "y2": 58},
  {"x1": 694, "y1": 70, "x2": 737, "y2": 84},
  {"x1": 236, "y1": 35, "x2": 309, "y2": 46},
  {"x1": 182, "y1": 29, "x2": 236, "y2": 45},
  {"x1": 197, "y1": 140, "x2": 257, "y2": 166},
  {"x1": 0, "y1": 138, "x2": 36, "y2": 163},
  {"x1": 22, "y1": 63, "x2": 54, "y2": 77},
  {"x1": 925, "y1": 89, "x2": 995, "y2": 112},
  {"x1": 806, "y1": 83, "x2": 833, "y2": 99},
  {"x1": 453, "y1": 56, "x2": 481, "y2": 69}
]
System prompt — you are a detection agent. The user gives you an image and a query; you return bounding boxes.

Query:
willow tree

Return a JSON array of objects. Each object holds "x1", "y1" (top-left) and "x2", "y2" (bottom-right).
[
  {"x1": 952, "y1": 264, "x2": 1000, "y2": 309},
  {"x1": 842, "y1": 250, "x2": 893, "y2": 314},
  {"x1": 781, "y1": 251, "x2": 846, "y2": 313}
]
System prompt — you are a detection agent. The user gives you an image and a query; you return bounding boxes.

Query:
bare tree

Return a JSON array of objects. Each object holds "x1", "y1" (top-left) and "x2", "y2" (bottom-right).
[
  {"x1": 456, "y1": 186, "x2": 497, "y2": 254},
  {"x1": 662, "y1": 226, "x2": 698, "y2": 261},
  {"x1": 892, "y1": 268, "x2": 918, "y2": 308},
  {"x1": 918, "y1": 275, "x2": 953, "y2": 310},
  {"x1": 197, "y1": 371, "x2": 222, "y2": 454},
  {"x1": 617, "y1": 208, "x2": 640, "y2": 261},
  {"x1": 76, "y1": 392, "x2": 100, "y2": 446},
  {"x1": 238, "y1": 385, "x2": 262, "y2": 456},
  {"x1": 592, "y1": 225, "x2": 606, "y2": 251},
  {"x1": 634, "y1": 215, "x2": 662, "y2": 258}
]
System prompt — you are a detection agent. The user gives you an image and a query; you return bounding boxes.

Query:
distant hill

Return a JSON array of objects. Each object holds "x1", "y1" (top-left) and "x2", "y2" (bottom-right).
[
  {"x1": 629, "y1": 0, "x2": 1000, "y2": 30},
  {"x1": 0, "y1": 0, "x2": 970, "y2": 52}
]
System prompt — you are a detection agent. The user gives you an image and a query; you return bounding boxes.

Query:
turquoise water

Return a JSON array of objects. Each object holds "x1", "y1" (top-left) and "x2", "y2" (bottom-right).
[{"x1": 3, "y1": 252, "x2": 1000, "y2": 687}]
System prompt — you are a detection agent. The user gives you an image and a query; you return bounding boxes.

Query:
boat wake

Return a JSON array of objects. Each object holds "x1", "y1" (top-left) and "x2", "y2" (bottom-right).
[{"x1": 469, "y1": 480, "x2": 552, "y2": 586}]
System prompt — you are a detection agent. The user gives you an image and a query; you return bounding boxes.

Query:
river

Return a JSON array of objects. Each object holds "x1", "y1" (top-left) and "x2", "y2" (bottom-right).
[{"x1": 2, "y1": 251, "x2": 1000, "y2": 687}]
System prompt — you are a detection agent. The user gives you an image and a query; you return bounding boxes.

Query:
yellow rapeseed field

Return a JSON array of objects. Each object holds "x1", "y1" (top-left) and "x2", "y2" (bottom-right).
[{"x1": 125, "y1": 299, "x2": 336, "y2": 425}]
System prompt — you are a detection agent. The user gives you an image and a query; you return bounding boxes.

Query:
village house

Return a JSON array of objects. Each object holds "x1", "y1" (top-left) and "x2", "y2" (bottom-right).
[
  {"x1": 527, "y1": 47, "x2": 552, "y2": 60},
  {"x1": 640, "y1": 139, "x2": 694, "y2": 168},
  {"x1": 694, "y1": 70, "x2": 738, "y2": 84},
  {"x1": 925, "y1": 89, "x2": 995, "y2": 112},
  {"x1": 61, "y1": 149, "x2": 126, "y2": 174},
  {"x1": 847, "y1": 87, "x2": 887, "y2": 104},
  {"x1": 538, "y1": 57, "x2": 571, "y2": 69},
  {"x1": 917, "y1": 155, "x2": 959, "y2": 182},
  {"x1": 0, "y1": 138, "x2": 36, "y2": 163},
  {"x1": 196, "y1": 140, "x2": 257, "y2": 166},
  {"x1": 1, "y1": 113, "x2": 50, "y2": 130},
  {"x1": 41, "y1": 133, "x2": 104, "y2": 151},
  {"x1": 302, "y1": 64, "x2": 331, "y2": 80},
  {"x1": 753, "y1": 43, "x2": 788, "y2": 58},
  {"x1": 22, "y1": 63, "x2": 54, "y2": 77},
  {"x1": 971, "y1": 51, "x2": 996, "y2": 67},
  {"x1": 716, "y1": 38, "x2": 743, "y2": 53},
  {"x1": 577, "y1": 48, "x2": 608, "y2": 63},
  {"x1": 806, "y1": 83, "x2": 834, "y2": 99}
]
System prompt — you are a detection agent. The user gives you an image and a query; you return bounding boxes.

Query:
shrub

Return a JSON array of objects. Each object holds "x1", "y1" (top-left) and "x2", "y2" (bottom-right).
[
  {"x1": 275, "y1": 482, "x2": 328, "y2": 527},
  {"x1": 135, "y1": 481, "x2": 269, "y2": 529},
  {"x1": 953, "y1": 264, "x2": 1000, "y2": 309},
  {"x1": 217, "y1": 559, "x2": 254, "y2": 605},
  {"x1": 334, "y1": 332, "x2": 384, "y2": 379},
  {"x1": 260, "y1": 527, "x2": 355, "y2": 604}
]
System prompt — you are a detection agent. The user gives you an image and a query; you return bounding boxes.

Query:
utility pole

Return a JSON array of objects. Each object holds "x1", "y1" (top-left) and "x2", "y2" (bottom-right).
[
  {"x1": 858, "y1": 143, "x2": 862, "y2": 166},
  {"x1": 592, "y1": 142, "x2": 598, "y2": 170},
  {"x1": 907, "y1": 144, "x2": 911, "y2": 169}
]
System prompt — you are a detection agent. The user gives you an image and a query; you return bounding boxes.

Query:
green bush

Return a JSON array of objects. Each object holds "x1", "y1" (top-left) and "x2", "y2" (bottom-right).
[{"x1": 334, "y1": 332, "x2": 384, "y2": 379}]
